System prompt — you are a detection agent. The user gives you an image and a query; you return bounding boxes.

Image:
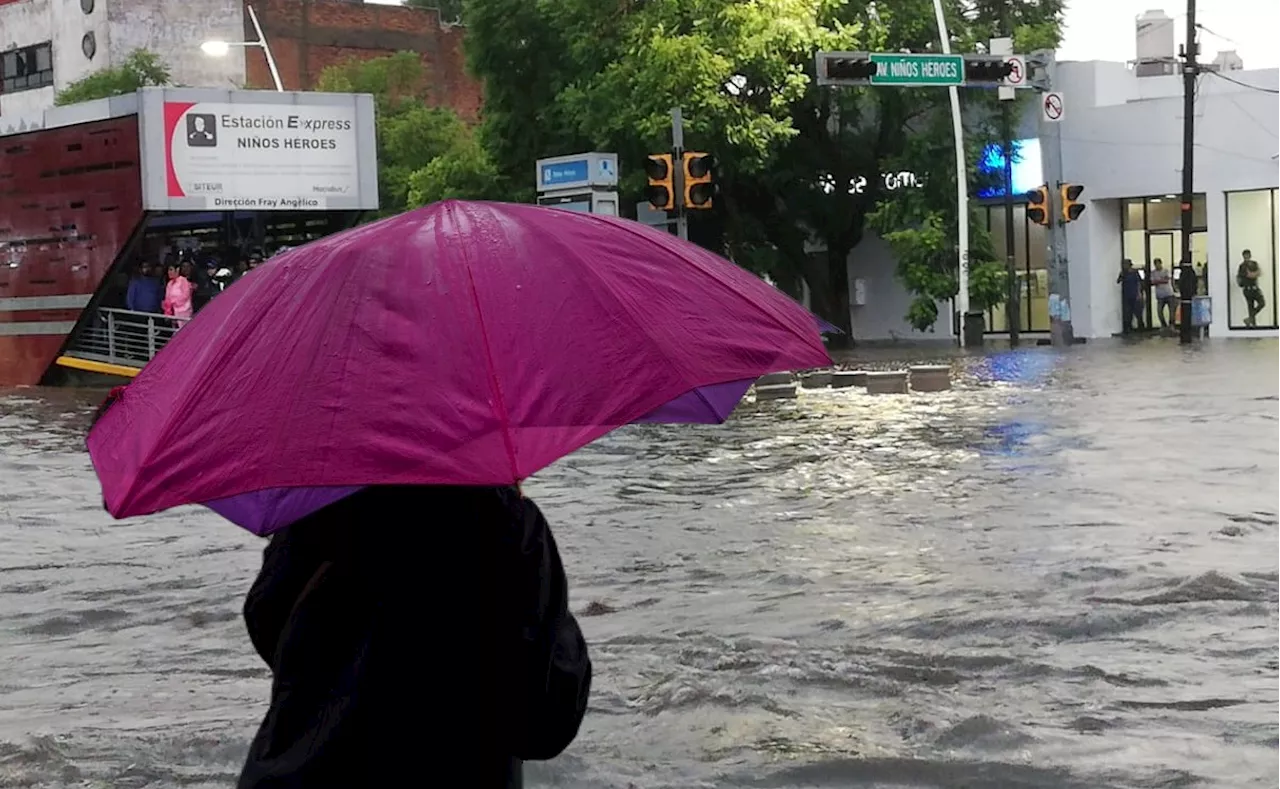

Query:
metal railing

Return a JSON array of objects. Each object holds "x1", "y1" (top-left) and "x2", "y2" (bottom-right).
[{"x1": 66, "y1": 308, "x2": 191, "y2": 368}]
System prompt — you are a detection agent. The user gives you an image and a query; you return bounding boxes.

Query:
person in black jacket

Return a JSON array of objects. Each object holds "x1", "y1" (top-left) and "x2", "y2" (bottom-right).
[{"x1": 235, "y1": 485, "x2": 591, "y2": 789}]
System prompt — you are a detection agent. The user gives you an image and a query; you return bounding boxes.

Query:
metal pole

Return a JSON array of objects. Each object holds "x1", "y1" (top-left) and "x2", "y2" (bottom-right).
[
  {"x1": 931, "y1": 0, "x2": 970, "y2": 346},
  {"x1": 1178, "y1": 0, "x2": 1198, "y2": 344},
  {"x1": 992, "y1": 34, "x2": 1019, "y2": 347},
  {"x1": 246, "y1": 4, "x2": 285, "y2": 92},
  {"x1": 1036, "y1": 50, "x2": 1075, "y2": 346},
  {"x1": 670, "y1": 107, "x2": 688, "y2": 242},
  {"x1": 1002, "y1": 120, "x2": 1020, "y2": 346}
]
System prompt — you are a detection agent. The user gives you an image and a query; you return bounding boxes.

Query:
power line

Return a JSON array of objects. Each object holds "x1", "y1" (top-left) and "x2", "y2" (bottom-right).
[
  {"x1": 1203, "y1": 68, "x2": 1280, "y2": 94},
  {"x1": 1194, "y1": 22, "x2": 1239, "y2": 48}
]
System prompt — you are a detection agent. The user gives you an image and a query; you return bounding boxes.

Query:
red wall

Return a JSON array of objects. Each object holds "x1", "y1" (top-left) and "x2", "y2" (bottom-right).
[
  {"x1": 0, "y1": 117, "x2": 146, "y2": 385},
  {"x1": 245, "y1": 0, "x2": 483, "y2": 122}
]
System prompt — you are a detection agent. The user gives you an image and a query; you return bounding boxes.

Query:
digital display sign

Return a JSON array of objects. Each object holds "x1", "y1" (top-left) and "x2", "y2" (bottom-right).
[{"x1": 977, "y1": 138, "x2": 1042, "y2": 199}]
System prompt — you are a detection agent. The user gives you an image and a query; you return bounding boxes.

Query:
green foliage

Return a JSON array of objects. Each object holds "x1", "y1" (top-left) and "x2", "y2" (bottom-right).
[
  {"x1": 55, "y1": 49, "x2": 171, "y2": 106},
  {"x1": 464, "y1": 0, "x2": 1063, "y2": 337},
  {"x1": 315, "y1": 52, "x2": 500, "y2": 216}
]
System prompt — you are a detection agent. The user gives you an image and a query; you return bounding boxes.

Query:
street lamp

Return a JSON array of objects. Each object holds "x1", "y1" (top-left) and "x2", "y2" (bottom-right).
[{"x1": 201, "y1": 4, "x2": 284, "y2": 92}]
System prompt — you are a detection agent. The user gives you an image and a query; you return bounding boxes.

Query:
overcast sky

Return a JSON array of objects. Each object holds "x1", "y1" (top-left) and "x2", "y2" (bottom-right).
[
  {"x1": 367, "y1": 0, "x2": 1278, "y2": 70},
  {"x1": 1058, "y1": 0, "x2": 1277, "y2": 69}
]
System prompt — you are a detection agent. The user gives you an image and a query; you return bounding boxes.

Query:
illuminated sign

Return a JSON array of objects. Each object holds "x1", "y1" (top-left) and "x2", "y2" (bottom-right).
[{"x1": 977, "y1": 138, "x2": 1043, "y2": 198}]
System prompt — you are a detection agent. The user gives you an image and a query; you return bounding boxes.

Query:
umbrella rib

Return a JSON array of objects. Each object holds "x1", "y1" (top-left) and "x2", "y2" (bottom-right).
[{"x1": 454, "y1": 212, "x2": 522, "y2": 482}]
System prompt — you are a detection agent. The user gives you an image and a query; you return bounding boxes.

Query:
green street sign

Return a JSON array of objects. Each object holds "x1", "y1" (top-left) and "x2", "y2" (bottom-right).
[{"x1": 869, "y1": 53, "x2": 964, "y2": 86}]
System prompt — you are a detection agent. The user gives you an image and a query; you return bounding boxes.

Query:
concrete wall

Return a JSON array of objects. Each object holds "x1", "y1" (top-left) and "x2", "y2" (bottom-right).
[
  {"x1": 846, "y1": 234, "x2": 955, "y2": 342},
  {"x1": 0, "y1": 0, "x2": 55, "y2": 120},
  {"x1": 248, "y1": 0, "x2": 482, "y2": 121},
  {"x1": 106, "y1": 0, "x2": 245, "y2": 89}
]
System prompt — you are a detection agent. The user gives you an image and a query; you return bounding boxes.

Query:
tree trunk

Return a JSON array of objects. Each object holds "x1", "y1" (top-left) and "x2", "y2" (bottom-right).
[{"x1": 824, "y1": 240, "x2": 854, "y2": 349}]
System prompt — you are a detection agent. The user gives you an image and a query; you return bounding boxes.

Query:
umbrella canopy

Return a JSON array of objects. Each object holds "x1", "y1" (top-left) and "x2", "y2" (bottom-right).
[{"x1": 88, "y1": 201, "x2": 831, "y2": 534}]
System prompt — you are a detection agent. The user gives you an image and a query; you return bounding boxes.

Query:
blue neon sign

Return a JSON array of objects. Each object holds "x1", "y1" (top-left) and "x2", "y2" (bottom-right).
[{"x1": 977, "y1": 138, "x2": 1042, "y2": 198}]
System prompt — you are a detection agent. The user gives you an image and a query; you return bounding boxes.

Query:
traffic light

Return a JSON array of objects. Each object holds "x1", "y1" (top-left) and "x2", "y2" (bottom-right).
[
  {"x1": 682, "y1": 152, "x2": 715, "y2": 210},
  {"x1": 822, "y1": 54, "x2": 876, "y2": 83},
  {"x1": 1025, "y1": 185, "x2": 1050, "y2": 226},
  {"x1": 1060, "y1": 183, "x2": 1085, "y2": 223},
  {"x1": 643, "y1": 153, "x2": 675, "y2": 211},
  {"x1": 963, "y1": 56, "x2": 1014, "y2": 85}
]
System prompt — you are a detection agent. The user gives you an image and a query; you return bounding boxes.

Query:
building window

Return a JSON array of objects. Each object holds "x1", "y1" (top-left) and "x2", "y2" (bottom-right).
[
  {"x1": 1117, "y1": 195, "x2": 1209, "y2": 330},
  {"x1": 1225, "y1": 188, "x2": 1278, "y2": 330},
  {"x1": 982, "y1": 204, "x2": 1051, "y2": 333},
  {"x1": 1, "y1": 43, "x2": 55, "y2": 94}
]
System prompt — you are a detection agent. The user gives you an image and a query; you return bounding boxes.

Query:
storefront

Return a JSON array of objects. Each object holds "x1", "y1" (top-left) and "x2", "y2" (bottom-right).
[{"x1": 1051, "y1": 60, "x2": 1278, "y2": 339}]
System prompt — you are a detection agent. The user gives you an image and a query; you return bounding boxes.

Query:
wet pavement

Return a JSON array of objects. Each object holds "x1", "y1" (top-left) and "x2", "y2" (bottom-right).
[{"x1": 1, "y1": 338, "x2": 1277, "y2": 788}]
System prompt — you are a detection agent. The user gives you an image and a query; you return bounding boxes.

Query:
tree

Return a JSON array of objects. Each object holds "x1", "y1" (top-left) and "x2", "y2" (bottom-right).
[
  {"x1": 315, "y1": 52, "x2": 501, "y2": 216},
  {"x1": 463, "y1": 0, "x2": 1063, "y2": 340},
  {"x1": 55, "y1": 49, "x2": 171, "y2": 106}
]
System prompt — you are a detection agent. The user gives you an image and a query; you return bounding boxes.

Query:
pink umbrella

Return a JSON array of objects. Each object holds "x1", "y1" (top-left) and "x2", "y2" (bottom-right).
[{"x1": 88, "y1": 201, "x2": 831, "y2": 535}]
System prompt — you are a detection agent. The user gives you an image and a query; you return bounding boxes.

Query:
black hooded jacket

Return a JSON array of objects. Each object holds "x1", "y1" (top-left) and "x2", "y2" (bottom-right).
[{"x1": 236, "y1": 486, "x2": 591, "y2": 789}]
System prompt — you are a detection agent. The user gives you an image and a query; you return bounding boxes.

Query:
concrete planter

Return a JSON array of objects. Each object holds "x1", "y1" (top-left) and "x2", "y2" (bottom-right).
[
  {"x1": 800, "y1": 370, "x2": 832, "y2": 389},
  {"x1": 832, "y1": 370, "x2": 867, "y2": 388},
  {"x1": 909, "y1": 365, "x2": 952, "y2": 392},
  {"x1": 865, "y1": 371, "x2": 909, "y2": 395},
  {"x1": 755, "y1": 383, "x2": 798, "y2": 401},
  {"x1": 757, "y1": 372, "x2": 793, "y2": 386}
]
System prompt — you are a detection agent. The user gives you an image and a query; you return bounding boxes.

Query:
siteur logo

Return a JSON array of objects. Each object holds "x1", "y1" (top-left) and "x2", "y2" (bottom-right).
[{"x1": 186, "y1": 113, "x2": 218, "y2": 147}]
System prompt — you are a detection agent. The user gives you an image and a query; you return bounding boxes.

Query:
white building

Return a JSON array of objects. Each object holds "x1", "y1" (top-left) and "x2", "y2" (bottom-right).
[
  {"x1": 0, "y1": 0, "x2": 246, "y2": 130},
  {"x1": 1056, "y1": 62, "x2": 1279, "y2": 338},
  {"x1": 841, "y1": 9, "x2": 1278, "y2": 342}
]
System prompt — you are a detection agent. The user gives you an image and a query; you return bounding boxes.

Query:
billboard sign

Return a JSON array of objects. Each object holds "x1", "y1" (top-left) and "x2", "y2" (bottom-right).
[
  {"x1": 535, "y1": 152, "x2": 619, "y2": 193},
  {"x1": 137, "y1": 88, "x2": 378, "y2": 211}
]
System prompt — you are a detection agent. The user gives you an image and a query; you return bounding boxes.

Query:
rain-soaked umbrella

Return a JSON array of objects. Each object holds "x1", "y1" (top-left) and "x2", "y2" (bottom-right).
[{"x1": 87, "y1": 200, "x2": 831, "y2": 535}]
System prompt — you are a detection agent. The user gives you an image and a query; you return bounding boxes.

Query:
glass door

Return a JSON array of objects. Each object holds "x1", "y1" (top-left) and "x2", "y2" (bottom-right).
[{"x1": 1146, "y1": 232, "x2": 1176, "y2": 329}]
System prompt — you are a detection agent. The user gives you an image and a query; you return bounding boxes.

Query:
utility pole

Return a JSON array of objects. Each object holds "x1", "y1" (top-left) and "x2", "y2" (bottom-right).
[
  {"x1": 1035, "y1": 49, "x2": 1074, "y2": 346},
  {"x1": 992, "y1": 34, "x2": 1020, "y2": 347},
  {"x1": 670, "y1": 107, "x2": 689, "y2": 242},
  {"x1": 1177, "y1": 0, "x2": 1198, "y2": 344}
]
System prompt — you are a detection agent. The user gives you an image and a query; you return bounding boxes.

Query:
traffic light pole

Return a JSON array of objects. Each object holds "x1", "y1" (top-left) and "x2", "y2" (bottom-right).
[
  {"x1": 1036, "y1": 49, "x2": 1075, "y2": 347},
  {"x1": 992, "y1": 35, "x2": 1019, "y2": 348},
  {"x1": 670, "y1": 107, "x2": 689, "y2": 242}
]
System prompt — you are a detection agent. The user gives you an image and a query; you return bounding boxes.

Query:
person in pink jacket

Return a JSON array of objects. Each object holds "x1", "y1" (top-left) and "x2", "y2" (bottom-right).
[{"x1": 162, "y1": 263, "x2": 195, "y2": 322}]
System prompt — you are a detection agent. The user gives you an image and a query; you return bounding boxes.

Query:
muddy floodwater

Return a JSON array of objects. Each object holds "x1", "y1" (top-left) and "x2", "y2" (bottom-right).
[{"x1": 1, "y1": 340, "x2": 1277, "y2": 788}]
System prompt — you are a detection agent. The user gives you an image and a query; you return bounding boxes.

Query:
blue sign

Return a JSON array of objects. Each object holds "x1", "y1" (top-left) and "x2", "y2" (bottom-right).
[
  {"x1": 1191, "y1": 296, "x2": 1212, "y2": 327},
  {"x1": 977, "y1": 138, "x2": 1043, "y2": 199},
  {"x1": 541, "y1": 160, "x2": 589, "y2": 188}
]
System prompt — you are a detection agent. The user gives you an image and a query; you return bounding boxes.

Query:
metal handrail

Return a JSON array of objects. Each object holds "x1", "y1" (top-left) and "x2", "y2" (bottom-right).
[{"x1": 66, "y1": 307, "x2": 192, "y2": 368}]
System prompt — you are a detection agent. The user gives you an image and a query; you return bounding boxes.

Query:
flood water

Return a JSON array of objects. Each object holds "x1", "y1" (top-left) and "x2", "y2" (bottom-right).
[{"x1": 1, "y1": 339, "x2": 1277, "y2": 789}]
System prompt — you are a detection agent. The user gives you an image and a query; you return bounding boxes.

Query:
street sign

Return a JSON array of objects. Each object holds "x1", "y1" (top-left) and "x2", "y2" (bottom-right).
[
  {"x1": 1042, "y1": 91, "x2": 1065, "y2": 122},
  {"x1": 1004, "y1": 56, "x2": 1026, "y2": 87},
  {"x1": 869, "y1": 53, "x2": 964, "y2": 86}
]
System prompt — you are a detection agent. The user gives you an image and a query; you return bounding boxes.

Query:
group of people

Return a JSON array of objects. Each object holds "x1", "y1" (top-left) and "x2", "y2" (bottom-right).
[
  {"x1": 1118, "y1": 252, "x2": 1267, "y2": 333},
  {"x1": 125, "y1": 249, "x2": 267, "y2": 321},
  {"x1": 1117, "y1": 258, "x2": 1188, "y2": 333}
]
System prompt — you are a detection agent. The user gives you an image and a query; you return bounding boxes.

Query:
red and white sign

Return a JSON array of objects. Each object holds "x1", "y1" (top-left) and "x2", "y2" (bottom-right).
[
  {"x1": 1042, "y1": 91, "x2": 1065, "y2": 122},
  {"x1": 161, "y1": 99, "x2": 362, "y2": 209},
  {"x1": 1004, "y1": 56, "x2": 1026, "y2": 86}
]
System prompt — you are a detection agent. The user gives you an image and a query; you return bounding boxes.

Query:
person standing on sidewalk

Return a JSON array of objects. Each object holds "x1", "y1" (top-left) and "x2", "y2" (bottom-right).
[
  {"x1": 1237, "y1": 250, "x2": 1266, "y2": 327},
  {"x1": 1117, "y1": 259, "x2": 1144, "y2": 333},
  {"x1": 1150, "y1": 259, "x2": 1175, "y2": 329}
]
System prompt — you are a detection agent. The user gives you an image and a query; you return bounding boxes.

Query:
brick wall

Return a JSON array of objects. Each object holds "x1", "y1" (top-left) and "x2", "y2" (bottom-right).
[{"x1": 245, "y1": 0, "x2": 482, "y2": 121}]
